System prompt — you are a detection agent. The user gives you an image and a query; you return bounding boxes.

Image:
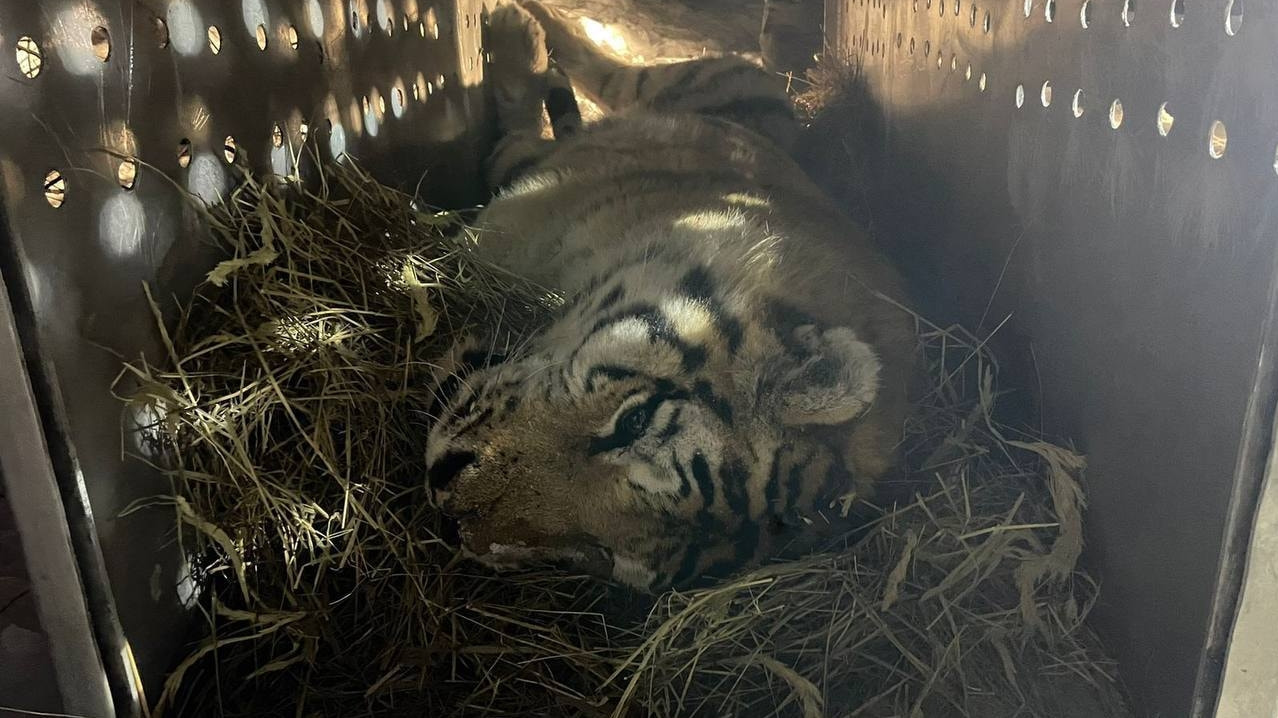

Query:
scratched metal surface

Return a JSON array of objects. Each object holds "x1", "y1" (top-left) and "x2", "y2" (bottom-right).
[
  {"x1": 0, "y1": 1, "x2": 491, "y2": 714},
  {"x1": 822, "y1": 1, "x2": 1278, "y2": 716}
]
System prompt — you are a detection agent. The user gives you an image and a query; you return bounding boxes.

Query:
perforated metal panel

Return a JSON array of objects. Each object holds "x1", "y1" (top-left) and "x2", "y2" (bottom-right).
[
  {"x1": 824, "y1": 1, "x2": 1278, "y2": 716},
  {"x1": 0, "y1": 1, "x2": 492, "y2": 714}
]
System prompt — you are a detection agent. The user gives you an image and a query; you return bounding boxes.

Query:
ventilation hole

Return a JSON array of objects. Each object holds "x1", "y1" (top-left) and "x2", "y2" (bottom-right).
[
  {"x1": 436, "y1": 73, "x2": 445, "y2": 90},
  {"x1": 1016, "y1": 84, "x2": 1025, "y2": 107},
  {"x1": 117, "y1": 158, "x2": 138, "y2": 190},
  {"x1": 16, "y1": 36, "x2": 43, "y2": 78},
  {"x1": 271, "y1": 122, "x2": 284, "y2": 148},
  {"x1": 939, "y1": 0, "x2": 945, "y2": 16},
  {"x1": 412, "y1": 82, "x2": 420, "y2": 100},
  {"x1": 91, "y1": 26, "x2": 111, "y2": 62},
  {"x1": 1040, "y1": 80, "x2": 1053, "y2": 107},
  {"x1": 426, "y1": 7, "x2": 439, "y2": 39},
  {"x1": 1122, "y1": 0, "x2": 1135, "y2": 26},
  {"x1": 896, "y1": 32, "x2": 903, "y2": 48},
  {"x1": 984, "y1": 9, "x2": 992, "y2": 32},
  {"x1": 1225, "y1": 0, "x2": 1242, "y2": 35},
  {"x1": 1081, "y1": 0, "x2": 1092, "y2": 26},
  {"x1": 923, "y1": 40, "x2": 930, "y2": 56},
  {"x1": 377, "y1": 93, "x2": 387, "y2": 117},
  {"x1": 154, "y1": 17, "x2": 170, "y2": 49},
  {"x1": 299, "y1": 121, "x2": 309, "y2": 143},
  {"x1": 913, "y1": 0, "x2": 919, "y2": 11},
  {"x1": 936, "y1": 53, "x2": 944, "y2": 69},
  {"x1": 351, "y1": 10, "x2": 361, "y2": 34},
  {"x1": 316, "y1": 41, "x2": 325, "y2": 63},
  {"x1": 255, "y1": 23, "x2": 268, "y2": 50},
  {"x1": 955, "y1": 0, "x2": 961, "y2": 17},
  {"x1": 1273, "y1": 143, "x2": 1277, "y2": 177},
  {"x1": 208, "y1": 25, "x2": 222, "y2": 54},
  {"x1": 43, "y1": 169, "x2": 66, "y2": 208},
  {"x1": 965, "y1": 63, "x2": 972, "y2": 80},
  {"x1": 329, "y1": 120, "x2": 347, "y2": 157},
  {"x1": 1024, "y1": 0, "x2": 1033, "y2": 18},
  {"x1": 1072, "y1": 89, "x2": 1085, "y2": 117},
  {"x1": 178, "y1": 139, "x2": 192, "y2": 168},
  {"x1": 306, "y1": 0, "x2": 325, "y2": 36},
  {"x1": 909, "y1": 37, "x2": 915, "y2": 53},
  {"x1": 1157, "y1": 103, "x2": 1175, "y2": 135},
  {"x1": 287, "y1": 25, "x2": 299, "y2": 50},
  {"x1": 970, "y1": 4, "x2": 978, "y2": 26},
  {"x1": 403, "y1": 14, "x2": 410, "y2": 32},
  {"x1": 1170, "y1": 0, "x2": 1185, "y2": 27},
  {"x1": 979, "y1": 72, "x2": 987, "y2": 91},
  {"x1": 223, "y1": 135, "x2": 238, "y2": 163},
  {"x1": 392, "y1": 87, "x2": 405, "y2": 117},
  {"x1": 1208, "y1": 120, "x2": 1228, "y2": 158},
  {"x1": 951, "y1": 54, "x2": 958, "y2": 71},
  {"x1": 1109, "y1": 99, "x2": 1125, "y2": 129},
  {"x1": 1045, "y1": 0, "x2": 1056, "y2": 22}
]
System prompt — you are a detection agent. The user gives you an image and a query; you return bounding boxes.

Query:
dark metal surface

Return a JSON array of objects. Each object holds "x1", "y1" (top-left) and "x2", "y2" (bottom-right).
[
  {"x1": 0, "y1": 277, "x2": 94, "y2": 717},
  {"x1": 825, "y1": 1, "x2": 1278, "y2": 716},
  {"x1": 0, "y1": 1, "x2": 492, "y2": 714}
]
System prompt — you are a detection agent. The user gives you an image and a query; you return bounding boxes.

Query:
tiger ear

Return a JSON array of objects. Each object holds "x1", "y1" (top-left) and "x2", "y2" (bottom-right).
[
  {"x1": 431, "y1": 333, "x2": 492, "y2": 383},
  {"x1": 760, "y1": 325, "x2": 881, "y2": 426},
  {"x1": 428, "y1": 333, "x2": 511, "y2": 412}
]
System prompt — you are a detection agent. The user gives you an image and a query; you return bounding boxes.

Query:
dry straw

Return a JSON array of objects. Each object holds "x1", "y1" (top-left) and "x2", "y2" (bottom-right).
[{"x1": 118, "y1": 158, "x2": 1128, "y2": 716}]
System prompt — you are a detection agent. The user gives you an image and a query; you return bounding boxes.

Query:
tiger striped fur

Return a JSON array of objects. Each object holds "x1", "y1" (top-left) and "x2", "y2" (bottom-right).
[{"x1": 425, "y1": 1, "x2": 916, "y2": 590}]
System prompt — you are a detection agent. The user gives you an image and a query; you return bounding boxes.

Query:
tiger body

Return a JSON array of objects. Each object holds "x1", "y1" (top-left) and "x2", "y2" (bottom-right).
[{"x1": 425, "y1": 2, "x2": 915, "y2": 590}]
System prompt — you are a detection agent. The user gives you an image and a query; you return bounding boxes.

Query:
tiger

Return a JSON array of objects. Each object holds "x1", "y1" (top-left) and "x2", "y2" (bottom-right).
[{"x1": 424, "y1": 0, "x2": 917, "y2": 591}]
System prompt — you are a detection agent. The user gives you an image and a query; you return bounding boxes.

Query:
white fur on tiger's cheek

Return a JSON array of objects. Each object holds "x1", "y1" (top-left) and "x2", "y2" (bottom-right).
[
  {"x1": 611, "y1": 554, "x2": 656, "y2": 589},
  {"x1": 624, "y1": 462, "x2": 681, "y2": 496}
]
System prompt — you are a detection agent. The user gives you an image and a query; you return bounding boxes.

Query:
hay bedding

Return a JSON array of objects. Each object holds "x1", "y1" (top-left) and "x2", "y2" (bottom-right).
[{"x1": 119, "y1": 155, "x2": 1129, "y2": 716}]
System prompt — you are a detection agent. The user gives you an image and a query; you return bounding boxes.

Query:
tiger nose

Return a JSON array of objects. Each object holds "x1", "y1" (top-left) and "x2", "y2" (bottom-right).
[{"x1": 427, "y1": 449, "x2": 477, "y2": 497}]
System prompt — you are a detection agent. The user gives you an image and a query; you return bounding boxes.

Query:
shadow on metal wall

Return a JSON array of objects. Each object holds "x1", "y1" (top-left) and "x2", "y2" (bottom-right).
[{"x1": 802, "y1": 2, "x2": 1278, "y2": 716}]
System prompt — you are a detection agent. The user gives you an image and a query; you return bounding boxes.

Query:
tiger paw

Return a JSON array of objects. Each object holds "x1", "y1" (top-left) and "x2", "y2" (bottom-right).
[{"x1": 487, "y1": 3, "x2": 551, "y2": 133}]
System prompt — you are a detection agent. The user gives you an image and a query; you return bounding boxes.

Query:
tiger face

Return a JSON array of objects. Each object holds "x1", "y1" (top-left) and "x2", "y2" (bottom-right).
[{"x1": 425, "y1": 260, "x2": 885, "y2": 590}]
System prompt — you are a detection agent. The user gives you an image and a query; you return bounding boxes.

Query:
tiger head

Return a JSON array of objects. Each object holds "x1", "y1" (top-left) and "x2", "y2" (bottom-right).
[{"x1": 425, "y1": 262, "x2": 883, "y2": 590}]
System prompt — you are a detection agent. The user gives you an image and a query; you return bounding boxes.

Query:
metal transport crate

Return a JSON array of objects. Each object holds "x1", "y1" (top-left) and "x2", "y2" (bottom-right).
[{"x1": 1, "y1": 1, "x2": 1276, "y2": 716}]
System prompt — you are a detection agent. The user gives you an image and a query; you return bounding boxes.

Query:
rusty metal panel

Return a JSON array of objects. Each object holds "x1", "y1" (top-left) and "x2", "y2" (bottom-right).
[
  {"x1": 0, "y1": 0, "x2": 492, "y2": 714},
  {"x1": 823, "y1": 1, "x2": 1278, "y2": 716}
]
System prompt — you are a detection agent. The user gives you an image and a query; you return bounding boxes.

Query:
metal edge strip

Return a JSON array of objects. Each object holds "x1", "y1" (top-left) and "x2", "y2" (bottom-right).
[
  {"x1": 0, "y1": 202, "x2": 138, "y2": 718},
  {"x1": 1191, "y1": 249, "x2": 1278, "y2": 716}
]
